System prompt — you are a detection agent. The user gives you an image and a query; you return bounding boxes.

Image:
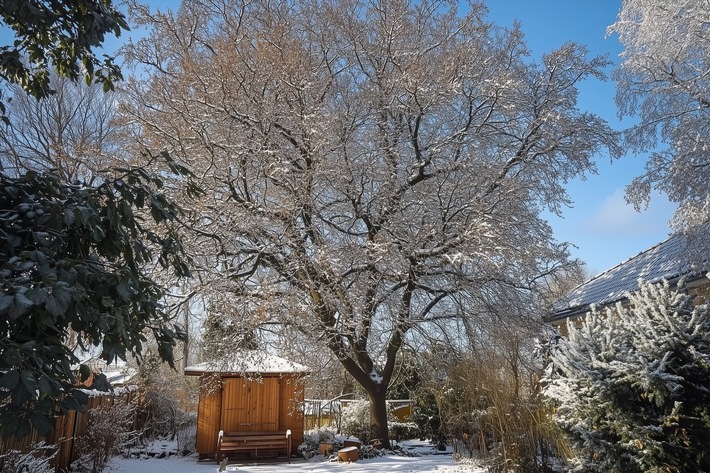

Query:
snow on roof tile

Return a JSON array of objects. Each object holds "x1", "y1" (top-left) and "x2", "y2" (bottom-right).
[
  {"x1": 551, "y1": 234, "x2": 697, "y2": 320},
  {"x1": 184, "y1": 350, "x2": 310, "y2": 375}
]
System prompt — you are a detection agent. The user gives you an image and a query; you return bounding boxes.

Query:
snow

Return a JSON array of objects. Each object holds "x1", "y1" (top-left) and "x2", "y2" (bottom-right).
[
  {"x1": 106, "y1": 440, "x2": 483, "y2": 473},
  {"x1": 106, "y1": 454, "x2": 475, "y2": 473},
  {"x1": 184, "y1": 350, "x2": 310, "y2": 375},
  {"x1": 368, "y1": 371, "x2": 383, "y2": 384}
]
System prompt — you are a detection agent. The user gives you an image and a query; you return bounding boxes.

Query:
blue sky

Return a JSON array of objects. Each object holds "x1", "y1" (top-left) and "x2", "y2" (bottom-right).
[{"x1": 485, "y1": 1, "x2": 676, "y2": 275}]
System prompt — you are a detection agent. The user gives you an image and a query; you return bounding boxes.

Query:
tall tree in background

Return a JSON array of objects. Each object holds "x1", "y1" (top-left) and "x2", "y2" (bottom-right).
[
  {"x1": 609, "y1": 0, "x2": 710, "y2": 263},
  {"x1": 123, "y1": 0, "x2": 619, "y2": 446},
  {"x1": 0, "y1": 74, "x2": 126, "y2": 180}
]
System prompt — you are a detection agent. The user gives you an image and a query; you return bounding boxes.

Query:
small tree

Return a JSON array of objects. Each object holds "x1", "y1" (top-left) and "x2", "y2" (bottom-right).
[
  {"x1": 411, "y1": 388, "x2": 445, "y2": 449},
  {"x1": 0, "y1": 158, "x2": 194, "y2": 438},
  {"x1": 544, "y1": 279, "x2": 710, "y2": 473}
]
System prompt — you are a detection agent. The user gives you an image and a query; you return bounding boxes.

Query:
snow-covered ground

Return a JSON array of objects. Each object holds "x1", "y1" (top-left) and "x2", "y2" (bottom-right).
[{"x1": 106, "y1": 440, "x2": 485, "y2": 473}]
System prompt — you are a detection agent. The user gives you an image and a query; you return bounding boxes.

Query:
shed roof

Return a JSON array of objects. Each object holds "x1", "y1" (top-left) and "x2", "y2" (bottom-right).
[
  {"x1": 184, "y1": 351, "x2": 310, "y2": 376},
  {"x1": 549, "y1": 234, "x2": 702, "y2": 322}
]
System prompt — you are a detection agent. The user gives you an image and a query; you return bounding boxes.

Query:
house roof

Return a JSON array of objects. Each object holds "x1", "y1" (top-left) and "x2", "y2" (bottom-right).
[
  {"x1": 550, "y1": 234, "x2": 701, "y2": 322},
  {"x1": 184, "y1": 351, "x2": 310, "y2": 376}
]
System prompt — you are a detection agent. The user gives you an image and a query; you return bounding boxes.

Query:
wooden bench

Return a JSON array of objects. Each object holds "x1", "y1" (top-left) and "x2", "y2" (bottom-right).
[{"x1": 217, "y1": 430, "x2": 292, "y2": 463}]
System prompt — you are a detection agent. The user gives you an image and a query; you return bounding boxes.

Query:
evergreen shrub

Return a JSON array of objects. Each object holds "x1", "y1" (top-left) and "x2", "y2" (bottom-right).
[{"x1": 544, "y1": 279, "x2": 710, "y2": 473}]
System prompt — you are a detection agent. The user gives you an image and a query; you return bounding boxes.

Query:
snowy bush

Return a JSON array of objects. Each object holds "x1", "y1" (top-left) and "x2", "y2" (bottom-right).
[
  {"x1": 0, "y1": 443, "x2": 55, "y2": 473},
  {"x1": 303, "y1": 426, "x2": 337, "y2": 446},
  {"x1": 300, "y1": 426, "x2": 338, "y2": 450},
  {"x1": 544, "y1": 279, "x2": 710, "y2": 473},
  {"x1": 72, "y1": 401, "x2": 135, "y2": 473},
  {"x1": 297, "y1": 427, "x2": 340, "y2": 459},
  {"x1": 176, "y1": 418, "x2": 197, "y2": 456},
  {"x1": 340, "y1": 400, "x2": 371, "y2": 442},
  {"x1": 388, "y1": 421, "x2": 419, "y2": 441},
  {"x1": 359, "y1": 444, "x2": 384, "y2": 459}
]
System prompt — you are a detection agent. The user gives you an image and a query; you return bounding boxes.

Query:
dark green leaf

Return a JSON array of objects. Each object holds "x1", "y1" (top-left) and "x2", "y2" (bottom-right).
[
  {"x1": 29, "y1": 412, "x2": 53, "y2": 436},
  {"x1": 0, "y1": 370, "x2": 20, "y2": 390},
  {"x1": 37, "y1": 376, "x2": 53, "y2": 396},
  {"x1": 78, "y1": 364, "x2": 91, "y2": 382},
  {"x1": 9, "y1": 292, "x2": 33, "y2": 319},
  {"x1": 63, "y1": 209, "x2": 75, "y2": 225},
  {"x1": 20, "y1": 370, "x2": 36, "y2": 393},
  {"x1": 0, "y1": 293, "x2": 12, "y2": 313}
]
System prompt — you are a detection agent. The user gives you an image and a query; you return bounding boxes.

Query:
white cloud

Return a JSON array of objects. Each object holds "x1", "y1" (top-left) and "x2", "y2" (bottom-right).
[{"x1": 582, "y1": 187, "x2": 676, "y2": 237}]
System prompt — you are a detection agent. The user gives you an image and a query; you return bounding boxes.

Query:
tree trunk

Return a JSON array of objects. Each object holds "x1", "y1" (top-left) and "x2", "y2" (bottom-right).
[
  {"x1": 182, "y1": 302, "x2": 190, "y2": 371},
  {"x1": 367, "y1": 386, "x2": 391, "y2": 449}
]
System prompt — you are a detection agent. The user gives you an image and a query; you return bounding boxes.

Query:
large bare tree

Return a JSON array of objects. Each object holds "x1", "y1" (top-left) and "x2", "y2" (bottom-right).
[
  {"x1": 609, "y1": 0, "x2": 710, "y2": 263},
  {"x1": 0, "y1": 74, "x2": 126, "y2": 181},
  {"x1": 121, "y1": 0, "x2": 619, "y2": 446}
]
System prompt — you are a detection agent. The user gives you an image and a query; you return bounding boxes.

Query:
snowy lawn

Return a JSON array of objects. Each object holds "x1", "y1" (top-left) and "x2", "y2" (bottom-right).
[{"x1": 106, "y1": 440, "x2": 485, "y2": 473}]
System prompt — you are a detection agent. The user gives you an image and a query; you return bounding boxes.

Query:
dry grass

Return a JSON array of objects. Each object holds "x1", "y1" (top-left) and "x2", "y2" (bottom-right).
[{"x1": 434, "y1": 349, "x2": 570, "y2": 473}]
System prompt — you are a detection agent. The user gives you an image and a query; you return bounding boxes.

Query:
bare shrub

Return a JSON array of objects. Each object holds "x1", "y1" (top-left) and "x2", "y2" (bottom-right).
[
  {"x1": 134, "y1": 354, "x2": 199, "y2": 443},
  {"x1": 0, "y1": 443, "x2": 55, "y2": 473},
  {"x1": 436, "y1": 349, "x2": 569, "y2": 473},
  {"x1": 175, "y1": 414, "x2": 197, "y2": 456},
  {"x1": 72, "y1": 401, "x2": 135, "y2": 473}
]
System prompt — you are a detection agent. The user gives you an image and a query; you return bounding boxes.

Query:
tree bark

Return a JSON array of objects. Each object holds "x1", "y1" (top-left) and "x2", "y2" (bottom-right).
[{"x1": 367, "y1": 385, "x2": 391, "y2": 449}]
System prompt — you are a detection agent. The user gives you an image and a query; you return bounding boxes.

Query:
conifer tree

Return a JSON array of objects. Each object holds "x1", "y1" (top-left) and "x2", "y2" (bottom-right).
[{"x1": 544, "y1": 279, "x2": 710, "y2": 473}]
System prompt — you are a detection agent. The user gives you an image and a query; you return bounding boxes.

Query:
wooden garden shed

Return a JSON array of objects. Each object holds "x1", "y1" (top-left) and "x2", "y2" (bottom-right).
[{"x1": 184, "y1": 351, "x2": 309, "y2": 460}]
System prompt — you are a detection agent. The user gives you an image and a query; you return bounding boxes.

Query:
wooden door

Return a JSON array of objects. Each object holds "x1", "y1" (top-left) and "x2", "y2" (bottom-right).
[{"x1": 220, "y1": 377, "x2": 280, "y2": 432}]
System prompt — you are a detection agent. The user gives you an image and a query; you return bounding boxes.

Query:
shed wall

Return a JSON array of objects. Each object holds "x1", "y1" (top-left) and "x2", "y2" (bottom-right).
[
  {"x1": 196, "y1": 377, "x2": 222, "y2": 456},
  {"x1": 194, "y1": 374, "x2": 306, "y2": 458},
  {"x1": 279, "y1": 376, "x2": 305, "y2": 446}
]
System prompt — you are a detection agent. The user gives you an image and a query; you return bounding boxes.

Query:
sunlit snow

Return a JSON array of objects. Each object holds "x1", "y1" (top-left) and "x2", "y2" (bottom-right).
[{"x1": 106, "y1": 439, "x2": 482, "y2": 473}]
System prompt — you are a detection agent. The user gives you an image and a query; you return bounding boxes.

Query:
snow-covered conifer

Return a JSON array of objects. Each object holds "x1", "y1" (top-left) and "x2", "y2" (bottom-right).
[{"x1": 544, "y1": 279, "x2": 710, "y2": 473}]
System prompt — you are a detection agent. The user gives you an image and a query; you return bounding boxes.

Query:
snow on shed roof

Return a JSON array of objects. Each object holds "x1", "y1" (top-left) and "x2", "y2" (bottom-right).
[
  {"x1": 184, "y1": 351, "x2": 309, "y2": 376},
  {"x1": 550, "y1": 234, "x2": 700, "y2": 322}
]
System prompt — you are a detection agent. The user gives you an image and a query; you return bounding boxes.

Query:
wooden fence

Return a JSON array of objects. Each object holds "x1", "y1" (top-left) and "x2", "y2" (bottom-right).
[
  {"x1": 0, "y1": 387, "x2": 138, "y2": 472},
  {"x1": 303, "y1": 396, "x2": 414, "y2": 431}
]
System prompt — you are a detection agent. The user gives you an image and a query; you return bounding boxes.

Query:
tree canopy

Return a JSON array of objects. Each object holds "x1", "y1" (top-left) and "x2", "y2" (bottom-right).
[
  {"x1": 122, "y1": 0, "x2": 620, "y2": 446},
  {"x1": 0, "y1": 0, "x2": 128, "y2": 120},
  {"x1": 610, "y1": 0, "x2": 710, "y2": 263}
]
